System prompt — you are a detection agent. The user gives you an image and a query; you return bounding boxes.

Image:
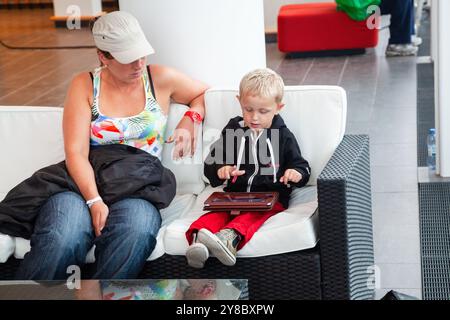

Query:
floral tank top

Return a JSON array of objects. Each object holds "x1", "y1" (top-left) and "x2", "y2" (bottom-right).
[{"x1": 90, "y1": 66, "x2": 167, "y2": 160}]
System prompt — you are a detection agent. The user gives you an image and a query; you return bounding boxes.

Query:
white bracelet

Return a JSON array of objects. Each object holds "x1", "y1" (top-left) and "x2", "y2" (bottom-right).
[{"x1": 86, "y1": 196, "x2": 102, "y2": 208}]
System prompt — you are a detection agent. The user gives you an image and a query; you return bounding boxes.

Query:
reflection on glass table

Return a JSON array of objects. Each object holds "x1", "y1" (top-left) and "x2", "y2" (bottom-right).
[{"x1": 0, "y1": 279, "x2": 248, "y2": 300}]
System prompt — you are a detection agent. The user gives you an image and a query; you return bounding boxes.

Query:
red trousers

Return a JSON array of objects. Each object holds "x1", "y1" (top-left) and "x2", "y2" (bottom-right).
[{"x1": 185, "y1": 202, "x2": 285, "y2": 251}]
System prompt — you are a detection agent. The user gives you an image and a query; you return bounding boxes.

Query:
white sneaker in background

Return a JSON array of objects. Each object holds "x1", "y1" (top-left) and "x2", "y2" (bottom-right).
[
  {"x1": 386, "y1": 44, "x2": 419, "y2": 57},
  {"x1": 412, "y1": 35, "x2": 423, "y2": 46}
]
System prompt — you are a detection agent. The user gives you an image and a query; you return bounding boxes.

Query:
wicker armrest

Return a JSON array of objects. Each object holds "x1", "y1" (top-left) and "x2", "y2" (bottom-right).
[{"x1": 317, "y1": 135, "x2": 374, "y2": 300}]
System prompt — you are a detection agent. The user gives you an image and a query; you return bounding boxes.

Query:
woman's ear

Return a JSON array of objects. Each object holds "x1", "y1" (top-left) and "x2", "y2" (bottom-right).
[{"x1": 97, "y1": 50, "x2": 108, "y2": 66}]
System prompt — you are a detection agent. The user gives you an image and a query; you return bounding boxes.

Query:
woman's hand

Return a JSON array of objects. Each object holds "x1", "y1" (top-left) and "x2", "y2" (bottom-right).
[
  {"x1": 167, "y1": 116, "x2": 198, "y2": 160},
  {"x1": 89, "y1": 201, "x2": 109, "y2": 237}
]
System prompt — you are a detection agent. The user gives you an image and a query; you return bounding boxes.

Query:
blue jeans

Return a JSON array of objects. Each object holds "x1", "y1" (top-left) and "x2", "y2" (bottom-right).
[
  {"x1": 380, "y1": 0, "x2": 414, "y2": 44},
  {"x1": 15, "y1": 191, "x2": 161, "y2": 280}
]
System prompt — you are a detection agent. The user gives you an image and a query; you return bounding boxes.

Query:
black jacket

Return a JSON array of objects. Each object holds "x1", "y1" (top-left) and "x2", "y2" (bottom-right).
[
  {"x1": 0, "y1": 144, "x2": 176, "y2": 239},
  {"x1": 204, "y1": 115, "x2": 311, "y2": 208}
]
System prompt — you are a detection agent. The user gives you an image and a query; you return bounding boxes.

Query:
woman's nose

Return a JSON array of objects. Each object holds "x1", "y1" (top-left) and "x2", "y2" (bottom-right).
[{"x1": 132, "y1": 58, "x2": 145, "y2": 69}]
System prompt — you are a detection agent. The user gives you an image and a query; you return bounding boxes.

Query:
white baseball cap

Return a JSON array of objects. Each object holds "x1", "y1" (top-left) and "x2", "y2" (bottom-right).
[{"x1": 92, "y1": 11, "x2": 154, "y2": 64}]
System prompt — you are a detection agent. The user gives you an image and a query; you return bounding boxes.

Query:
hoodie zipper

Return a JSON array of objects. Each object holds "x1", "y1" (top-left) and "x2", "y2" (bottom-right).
[{"x1": 247, "y1": 130, "x2": 263, "y2": 192}]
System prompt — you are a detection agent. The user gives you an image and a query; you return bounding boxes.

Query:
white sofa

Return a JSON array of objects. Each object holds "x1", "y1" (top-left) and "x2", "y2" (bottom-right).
[{"x1": 0, "y1": 86, "x2": 374, "y2": 300}]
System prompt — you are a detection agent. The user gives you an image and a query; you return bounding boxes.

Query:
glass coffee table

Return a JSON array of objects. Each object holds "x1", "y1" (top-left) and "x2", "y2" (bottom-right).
[{"x1": 0, "y1": 279, "x2": 248, "y2": 300}]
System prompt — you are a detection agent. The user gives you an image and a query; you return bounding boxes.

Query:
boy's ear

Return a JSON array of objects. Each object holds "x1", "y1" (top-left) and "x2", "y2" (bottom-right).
[
  {"x1": 275, "y1": 103, "x2": 285, "y2": 114},
  {"x1": 236, "y1": 95, "x2": 240, "y2": 101}
]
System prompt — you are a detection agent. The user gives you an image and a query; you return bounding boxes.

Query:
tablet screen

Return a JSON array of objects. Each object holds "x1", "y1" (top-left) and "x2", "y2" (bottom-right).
[
  {"x1": 208, "y1": 193, "x2": 275, "y2": 204},
  {"x1": 211, "y1": 195, "x2": 266, "y2": 203}
]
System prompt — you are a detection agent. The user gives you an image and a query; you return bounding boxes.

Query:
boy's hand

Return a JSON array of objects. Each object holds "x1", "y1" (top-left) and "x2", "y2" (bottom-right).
[
  {"x1": 280, "y1": 169, "x2": 302, "y2": 185},
  {"x1": 217, "y1": 165, "x2": 245, "y2": 180}
]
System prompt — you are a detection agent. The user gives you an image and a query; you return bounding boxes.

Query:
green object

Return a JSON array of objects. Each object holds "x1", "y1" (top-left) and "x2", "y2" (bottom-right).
[{"x1": 335, "y1": 0, "x2": 381, "y2": 21}]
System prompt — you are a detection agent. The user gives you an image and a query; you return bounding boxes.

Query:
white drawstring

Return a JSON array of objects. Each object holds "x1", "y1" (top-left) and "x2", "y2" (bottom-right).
[
  {"x1": 266, "y1": 138, "x2": 277, "y2": 183},
  {"x1": 235, "y1": 136, "x2": 246, "y2": 173}
]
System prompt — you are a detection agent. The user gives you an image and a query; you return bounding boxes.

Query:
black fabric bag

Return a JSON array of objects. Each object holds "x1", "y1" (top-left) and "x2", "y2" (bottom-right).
[{"x1": 0, "y1": 144, "x2": 176, "y2": 239}]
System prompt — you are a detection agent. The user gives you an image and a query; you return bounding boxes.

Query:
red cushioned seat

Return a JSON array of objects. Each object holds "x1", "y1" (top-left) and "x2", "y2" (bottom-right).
[{"x1": 278, "y1": 2, "x2": 378, "y2": 54}]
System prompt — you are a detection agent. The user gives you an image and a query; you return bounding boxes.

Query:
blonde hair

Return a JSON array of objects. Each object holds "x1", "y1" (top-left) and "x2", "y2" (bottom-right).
[{"x1": 239, "y1": 68, "x2": 285, "y2": 103}]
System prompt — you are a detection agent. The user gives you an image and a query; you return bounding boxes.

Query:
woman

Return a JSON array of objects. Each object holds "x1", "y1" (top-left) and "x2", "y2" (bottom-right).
[{"x1": 16, "y1": 11, "x2": 208, "y2": 279}]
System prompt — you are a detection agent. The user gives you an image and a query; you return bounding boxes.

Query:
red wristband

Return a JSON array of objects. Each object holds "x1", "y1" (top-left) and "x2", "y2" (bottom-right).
[{"x1": 184, "y1": 110, "x2": 203, "y2": 123}]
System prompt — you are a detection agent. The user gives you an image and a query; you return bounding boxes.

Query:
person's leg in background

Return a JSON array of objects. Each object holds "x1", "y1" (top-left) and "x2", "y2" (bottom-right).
[
  {"x1": 15, "y1": 191, "x2": 95, "y2": 280},
  {"x1": 380, "y1": 0, "x2": 418, "y2": 56},
  {"x1": 411, "y1": 0, "x2": 423, "y2": 46},
  {"x1": 92, "y1": 198, "x2": 161, "y2": 279},
  {"x1": 387, "y1": 0, "x2": 413, "y2": 45}
]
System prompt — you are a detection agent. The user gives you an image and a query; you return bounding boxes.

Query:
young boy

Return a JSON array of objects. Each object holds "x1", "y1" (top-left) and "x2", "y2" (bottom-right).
[{"x1": 185, "y1": 68, "x2": 311, "y2": 268}]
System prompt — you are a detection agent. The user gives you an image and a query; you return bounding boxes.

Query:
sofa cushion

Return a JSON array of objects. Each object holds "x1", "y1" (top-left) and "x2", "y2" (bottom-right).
[
  {"x1": 161, "y1": 104, "x2": 205, "y2": 195},
  {"x1": 0, "y1": 196, "x2": 15, "y2": 263},
  {"x1": 163, "y1": 185, "x2": 318, "y2": 257},
  {"x1": 0, "y1": 233, "x2": 15, "y2": 263},
  {"x1": 13, "y1": 237, "x2": 30, "y2": 260},
  {"x1": 0, "y1": 107, "x2": 63, "y2": 264},
  {"x1": 0, "y1": 107, "x2": 65, "y2": 196},
  {"x1": 202, "y1": 86, "x2": 347, "y2": 186}
]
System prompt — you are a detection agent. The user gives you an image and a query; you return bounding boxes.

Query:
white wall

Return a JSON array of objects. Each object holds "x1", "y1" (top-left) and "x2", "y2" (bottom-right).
[
  {"x1": 434, "y1": 0, "x2": 450, "y2": 176},
  {"x1": 264, "y1": 0, "x2": 331, "y2": 32},
  {"x1": 52, "y1": 0, "x2": 102, "y2": 16},
  {"x1": 119, "y1": 0, "x2": 266, "y2": 87}
]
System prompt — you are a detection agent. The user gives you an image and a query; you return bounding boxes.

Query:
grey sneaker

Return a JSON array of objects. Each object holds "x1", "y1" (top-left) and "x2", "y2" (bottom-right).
[
  {"x1": 197, "y1": 228, "x2": 241, "y2": 266},
  {"x1": 386, "y1": 44, "x2": 418, "y2": 57},
  {"x1": 186, "y1": 233, "x2": 209, "y2": 269}
]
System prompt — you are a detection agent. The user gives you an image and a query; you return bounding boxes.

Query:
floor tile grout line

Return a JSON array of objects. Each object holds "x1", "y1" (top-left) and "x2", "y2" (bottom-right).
[
  {"x1": 367, "y1": 54, "x2": 383, "y2": 123},
  {"x1": 300, "y1": 58, "x2": 315, "y2": 85},
  {"x1": 337, "y1": 57, "x2": 349, "y2": 86},
  {"x1": 269, "y1": 47, "x2": 284, "y2": 72}
]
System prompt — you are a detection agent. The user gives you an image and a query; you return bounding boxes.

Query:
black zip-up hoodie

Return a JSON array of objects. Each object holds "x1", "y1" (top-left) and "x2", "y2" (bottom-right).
[{"x1": 204, "y1": 114, "x2": 311, "y2": 208}]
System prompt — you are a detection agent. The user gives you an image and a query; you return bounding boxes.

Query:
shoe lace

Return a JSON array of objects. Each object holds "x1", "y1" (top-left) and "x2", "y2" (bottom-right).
[{"x1": 218, "y1": 229, "x2": 241, "y2": 247}]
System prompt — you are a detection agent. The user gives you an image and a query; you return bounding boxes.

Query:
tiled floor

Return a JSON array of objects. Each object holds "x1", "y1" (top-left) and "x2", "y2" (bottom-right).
[{"x1": 0, "y1": 9, "x2": 422, "y2": 299}]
